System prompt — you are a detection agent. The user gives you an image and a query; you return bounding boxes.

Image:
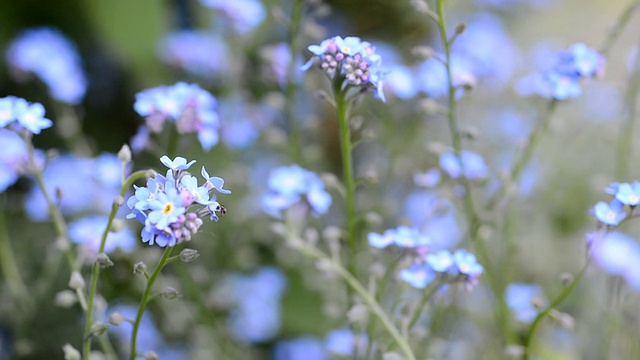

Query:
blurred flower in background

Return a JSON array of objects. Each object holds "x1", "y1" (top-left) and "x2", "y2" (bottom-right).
[{"x1": 6, "y1": 27, "x2": 87, "y2": 104}]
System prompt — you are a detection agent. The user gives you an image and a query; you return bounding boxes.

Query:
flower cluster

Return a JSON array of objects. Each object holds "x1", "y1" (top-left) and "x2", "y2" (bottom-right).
[
  {"x1": 133, "y1": 82, "x2": 220, "y2": 151},
  {"x1": 518, "y1": 43, "x2": 605, "y2": 100},
  {"x1": 303, "y1": 36, "x2": 387, "y2": 101},
  {"x1": 126, "y1": 156, "x2": 230, "y2": 247},
  {"x1": 439, "y1": 150, "x2": 489, "y2": 180},
  {"x1": 368, "y1": 226, "x2": 430, "y2": 249},
  {"x1": 261, "y1": 165, "x2": 332, "y2": 218},
  {"x1": 590, "y1": 181, "x2": 640, "y2": 226},
  {"x1": 400, "y1": 248, "x2": 484, "y2": 289},
  {"x1": 0, "y1": 96, "x2": 52, "y2": 135},
  {"x1": 6, "y1": 27, "x2": 87, "y2": 104},
  {"x1": 223, "y1": 267, "x2": 287, "y2": 343},
  {"x1": 369, "y1": 226, "x2": 483, "y2": 289},
  {"x1": 199, "y1": 0, "x2": 265, "y2": 34},
  {"x1": 158, "y1": 31, "x2": 230, "y2": 78},
  {"x1": 25, "y1": 154, "x2": 121, "y2": 220}
]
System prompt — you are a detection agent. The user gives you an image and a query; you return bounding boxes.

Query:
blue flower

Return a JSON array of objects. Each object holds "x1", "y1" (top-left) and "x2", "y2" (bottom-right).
[
  {"x1": 452, "y1": 249, "x2": 484, "y2": 279},
  {"x1": 400, "y1": 263, "x2": 436, "y2": 289},
  {"x1": 6, "y1": 27, "x2": 87, "y2": 104},
  {"x1": 592, "y1": 199, "x2": 626, "y2": 226},
  {"x1": 274, "y1": 337, "x2": 328, "y2": 360},
  {"x1": 303, "y1": 36, "x2": 387, "y2": 101},
  {"x1": 262, "y1": 165, "x2": 331, "y2": 217},
  {"x1": 199, "y1": 0, "x2": 265, "y2": 34},
  {"x1": 0, "y1": 129, "x2": 29, "y2": 192},
  {"x1": 505, "y1": 283, "x2": 546, "y2": 323},
  {"x1": 147, "y1": 188, "x2": 186, "y2": 230},
  {"x1": 591, "y1": 232, "x2": 640, "y2": 291},
  {"x1": 158, "y1": 31, "x2": 230, "y2": 78},
  {"x1": 134, "y1": 83, "x2": 220, "y2": 151},
  {"x1": 517, "y1": 43, "x2": 604, "y2": 100},
  {"x1": 324, "y1": 328, "x2": 368, "y2": 357},
  {"x1": 126, "y1": 156, "x2": 229, "y2": 246},
  {"x1": 160, "y1": 155, "x2": 196, "y2": 171},
  {"x1": 614, "y1": 182, "x2": 640, "y2": 206},
  {"x1": 201, "y1": 166, "x2": 232, "y2": 194},
  {"x1": 69, "y1": 215, "x2": 136, "y2": 253},
  {"x1": 0, "y1": 97, "x2": 17, "y2": 127},
  {"x1": 440, "y1": 150, "x2": 488, "y2": 180},
  {"x1": 367, "y1": 229, "x2": 395, "y2": 249},
  {"x1": 226, "y1": 267, "x2": 287, "y2": 343},
  {"x1": 426, "y1": 250, "x2": 454, "y2": 272}
]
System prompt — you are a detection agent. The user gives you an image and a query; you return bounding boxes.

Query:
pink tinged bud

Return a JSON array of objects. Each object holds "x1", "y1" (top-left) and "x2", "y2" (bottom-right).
[
  {"x1": 180, "y1": 190, "x2": 194, "y2": 207},
  {"x1": 355, "y1": 69, "x2": 363, "y2": 77},
  {"x1": 335, "y1": 53, "x2": 344, "y2": 61},
  {"x1": 174, "y1": 229, "x2": 182, "y2": 238},
  {"x1": 327, "y1": 42, "x2": 338, "y2": 53},
  {"x1": 324, "y1": 55, "x2": 332, "y2": 62},
  {"x1": 361, "y1": 75, "x2": 369, "y2": 82},
  {"x1": 359, "y1": 62, "x2": 367, "y2": 70}
]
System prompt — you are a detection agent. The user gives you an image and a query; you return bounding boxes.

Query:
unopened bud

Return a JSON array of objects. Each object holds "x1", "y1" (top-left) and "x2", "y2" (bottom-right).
[
  {"x1": 559, "y1": 272, "x2": 574, "y2": 286},
  {"x1": 411, "y1": 46, "x2": 435, "y2": 61},
  {"x1": 530, "y1": 296, "x2": 545, "y2": 311},
  {"x1": 454, "y1": 22, "x2": 466, "y2": 35},
  {"x1": 133, "y1": 262, "x2": 148, "y2": 275},
  {"x1": 410, "y1": 0, "x2": 430, "y2": 13},
  {"x1": 179, "y1": 248, "x2": 200, "y2": 262},
  {"x1": 68, "y1": 271, "x2": 86, "y2": 290},
  {"x1": 118, "y1": 144, "x2": 132, "y2": 163},
  {"x1": 90, "y1": 322, "x2": 109, "y2": 337},
  {"x1": 62, "y1": 344, "x2": 81, "y2": 360},
  {"x1": 56, "y1": 236, "x2": 71, "y2": 251},
  {"x1": 162, "y1": 287, "x2": 180, "y2": 300},
  {"x1": 96, "y1": 253, "x2": 114, "y2": 268},
  {"x1": 108, "y1": 312, "x2": 125, "y2": 326},
  {"x1": 55, "y1": 290, "x2": 78, "y2": 308},
  {"x1": 114, "y1": 195, "x2": 124, "y2": 207},
  {"x1": 143, "y1": 351, "x2": 159, "y2": 360}
]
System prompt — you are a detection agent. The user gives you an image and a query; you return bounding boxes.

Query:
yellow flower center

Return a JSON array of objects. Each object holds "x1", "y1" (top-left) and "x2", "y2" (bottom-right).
[{"x1": 162, "y1": 202, "x2": 174, "y2": 215}]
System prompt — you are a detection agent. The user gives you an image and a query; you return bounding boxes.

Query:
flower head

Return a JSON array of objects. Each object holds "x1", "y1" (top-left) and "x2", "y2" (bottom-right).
[
  {"x1": 261, "y1": 165, "x2": 331, "y2": 218},
  {"x1": 303, "y1": 36, "x2": 387, "y2": 101},
  {"x1": 0, "y1": 96, "x2": 52, "y2": 134},
  {"x1": 134, "y1": 83, "x2": 220, "y2": 151},
  {"x1": 592, "y1": 199, "x2": 626, "y2": 226},
  {"x1": 6, "y1": 27, "x2": 87, "y2": 104},
  {"x1": 126, "y1": 156, "x2": 229, "y2": 246}
]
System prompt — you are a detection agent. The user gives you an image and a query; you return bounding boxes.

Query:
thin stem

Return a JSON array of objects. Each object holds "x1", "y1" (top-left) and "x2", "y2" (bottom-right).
[
  {"x1": 285, "y1": 0, "x2": 305, "y2": 164},
  {"x1": 294, "y1": 242, "x2": 416, "y2": 360},
  {"x1": 614, "y1": 35, "x2": 640, "y2": 180},
  {"x1": 522, "y1": 263, "x2": 588, "y2": 360},
  {"x1": 333, "y1": 83, "x2": 358, "y2": 275},
  {"x1": 0, "y1": 200, "x2": 33, "y2": 312},
  {"x1": 23, "y1": 132, "x2": 77, "y2": 272},
  {"x1": 129, "y1": 246, "x2": 174, "y2": 360},
  {"x1": 434, "y1": 0, "x2": 511, "y2": 345},
  {"x1": 599, "y1": 1, "x2": 640, "y2": 56},
  {"x1": 83, "y1": 170, "x2": 147, "y2": 360},
  {"x1": 406, "y1": 280, "x2": 442, "y2": 332},
  {"x1": 487, "y1": 100, "x2": 558, "y2": 211}
]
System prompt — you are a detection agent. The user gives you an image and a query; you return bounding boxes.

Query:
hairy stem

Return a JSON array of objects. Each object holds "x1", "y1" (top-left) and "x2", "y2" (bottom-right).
[
  {"x1": 129, "y1": 246, "x2": 174, "y2": 360},
  {"x1": 83, "y1": 170, "x2": 147, "y2": 360}
]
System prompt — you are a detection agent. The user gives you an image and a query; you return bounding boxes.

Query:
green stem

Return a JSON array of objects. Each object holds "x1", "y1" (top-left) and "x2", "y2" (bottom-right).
[
  {"x1": 487, "y1": 100, "x2": 558, "y2": 211},
  {"x1": 285, "y1": 0, "x2": 305, "y2": 164},
  {"x1": 614, "y1": 36, "x2": 640, "y2": 180},
  {"x1": 129, "y1": 246, "x2": 174, "y2": 360},
  {"x1": 333, "y1": 84, "x2": 358, "y2": 275},
  {"x1": 522, "y1": 263, "x2": 588, "y2": 360},
  {"x1": 406, "y1": 280, "x2": 442, "y2": 333},
  {"x1": 83, "y1": 170, "x2": 147, "y2": 360},
  {"x1": 295, "y1": 242, "x2": 416, "y2": 360},
  {"x1": 23, "y1": 132, "x2": 77, "y2": 272},
  {"x1": 599, "y1": 1, "x2": 640, "y2": 56},
  {"x1": 434, "y1": 0, "x2": 509, "y2": 344},
  {"x1": 0, "y1": 200, "x2": 33, "y2": 312}
]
